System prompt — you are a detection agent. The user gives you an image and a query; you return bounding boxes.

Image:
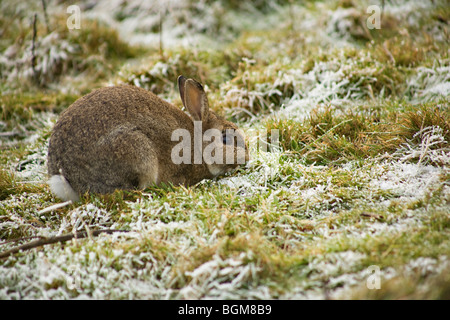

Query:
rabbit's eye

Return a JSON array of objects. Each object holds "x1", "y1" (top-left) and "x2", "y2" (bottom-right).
[{"x1": 222, "y1": 133, "x2": 233, "y2": 145}]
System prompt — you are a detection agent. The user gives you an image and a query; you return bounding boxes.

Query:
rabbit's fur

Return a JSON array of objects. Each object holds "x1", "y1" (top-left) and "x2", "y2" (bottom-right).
[{"x1": 47, "y1": 76, "x2": 248, "y2": 201}]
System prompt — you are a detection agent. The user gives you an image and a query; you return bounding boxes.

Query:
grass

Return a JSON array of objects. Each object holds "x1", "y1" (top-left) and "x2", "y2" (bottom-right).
[
  {"x1": 0, "y1": 0, "x2": 449, "y2": 300},
  {"x1": 117, "y1": 47, "x2": 241, "y2": 100},
  {"x1": 264, "y1": 101, "x2": 449, "y2": 165},
  {"x1": 0, "y1": 7, "x2": 142, "y2": 91}
]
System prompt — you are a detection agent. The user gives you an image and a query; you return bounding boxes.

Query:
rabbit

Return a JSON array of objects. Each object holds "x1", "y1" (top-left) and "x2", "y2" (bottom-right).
[{"x1": 47, "y1": 76, "x2": 248, "y2": 202}]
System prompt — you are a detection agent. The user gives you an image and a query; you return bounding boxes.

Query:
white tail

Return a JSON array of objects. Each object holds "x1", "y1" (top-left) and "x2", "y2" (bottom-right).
[{"x1": 48, "y1": 175, "x2": 80, "y2": 202}]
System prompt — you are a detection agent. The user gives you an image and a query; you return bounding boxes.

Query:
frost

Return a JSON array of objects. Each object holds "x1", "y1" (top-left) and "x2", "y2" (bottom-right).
[
  {"x1": 66, "y1": 204, "x2": 113, "y2": 233},
  {"x1": 11, "y1": 113, "x2": 56, "y2": 183},
  {"x1": 394, "y1": 126, "x2": 450, "y2": 167},
  {"x1": 406, "y1": 61, "x2": 450, "y2": 102},
  {"x1": 1, "y1": 32, "x2": 79, "y2": 87},
  {"x1": 1, "y1": 0, "x2": 448, "y2": 300},
  {"x1": 272, "y1": 55, "x2": 377, "y2": 121},
  {"x1": 330, "y1": 256, "x2": 450, "y2": 300},
  {"x1": 326, "y1": 8, "x2": 364, "y2": 43},
  {"x1": 179, "y1": 252, "x2": 265, "y2": 299},
  {"x1": 309, "y1": 251, "x2": 367, "y2": 277},
  {"x1": 370, "y1": 162, "x2": 443, "y2": 199},
  {"x1": 82, "y1": 0, "x2": 264, "y2": 48}
]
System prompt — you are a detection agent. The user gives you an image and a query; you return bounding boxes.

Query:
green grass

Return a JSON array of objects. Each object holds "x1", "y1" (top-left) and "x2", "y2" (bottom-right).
[{"x1": 264, "y1": 101, "x2": 449, "y2": 165}]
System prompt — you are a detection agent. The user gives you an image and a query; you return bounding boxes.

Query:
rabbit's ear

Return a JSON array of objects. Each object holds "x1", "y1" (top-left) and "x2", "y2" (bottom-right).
[
  {"x1": 180, "y1": 77, "x2": 209, "y2": 121},
  {"x1": 178, "y1": 75, "x2": 187, "y2": 109}
]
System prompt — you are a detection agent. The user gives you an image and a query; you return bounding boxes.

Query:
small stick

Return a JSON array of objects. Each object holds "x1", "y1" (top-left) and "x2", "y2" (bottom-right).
[
  {"x1": 0, "y1": 236, "x2": 44, "y2": 246},
  {"x1": 38, "y1": 200, "x2": 73, "y2": 214},
  {"x1": 0, "y1": 229, "x2": 129, "y2": 259},
  {"x1": 0, "y1": 131, "x2": 21, "y2": 138}
]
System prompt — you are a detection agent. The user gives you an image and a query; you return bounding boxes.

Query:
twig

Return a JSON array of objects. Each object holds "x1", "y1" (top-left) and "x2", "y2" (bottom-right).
[
  {"x1": 0, "y1": 236, "x2": 44, "y2": 246},
  {"x1": 38, "y1": 200, "x2": 73, "y2": 214},
  {"x1": 361, "y1": 212, "x2": 383, "y2": 220},
  {"x1": 0, "y1": 131, "x2": 21, "y2": 138},
  {"x1": 31, "y1": 13, "x2": 39, "y2": 85},
  {"x1": 0, "y1": 229, "x2": 129, "y2": 259}
]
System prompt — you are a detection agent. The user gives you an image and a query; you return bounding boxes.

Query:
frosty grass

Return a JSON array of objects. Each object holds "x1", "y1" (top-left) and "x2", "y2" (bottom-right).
[{"x1": 0, "y1": 0, "x2": 449, "y2": 299}]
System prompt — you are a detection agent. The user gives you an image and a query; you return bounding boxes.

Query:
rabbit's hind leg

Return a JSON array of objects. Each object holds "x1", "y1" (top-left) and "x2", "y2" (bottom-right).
[{"x1": 90, "y1": 125, "x2": 159, "y2": 193}]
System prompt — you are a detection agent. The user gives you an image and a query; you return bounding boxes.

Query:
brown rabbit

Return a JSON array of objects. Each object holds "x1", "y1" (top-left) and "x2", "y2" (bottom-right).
[{"x1": 47, "y1": 76, "x2": 248, "y2": 202}]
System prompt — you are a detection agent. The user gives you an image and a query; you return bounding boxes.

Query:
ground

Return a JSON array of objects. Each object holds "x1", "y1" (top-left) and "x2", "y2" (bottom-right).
[{"x1": 0, "y1": 0, "x2": 449, "y2": 299}]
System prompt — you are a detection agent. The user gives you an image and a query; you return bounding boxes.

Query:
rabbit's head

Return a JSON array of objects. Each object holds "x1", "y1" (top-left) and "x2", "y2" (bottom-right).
[{"x1": 177, "y1": 76, "x2": 249, "y2": 178}]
